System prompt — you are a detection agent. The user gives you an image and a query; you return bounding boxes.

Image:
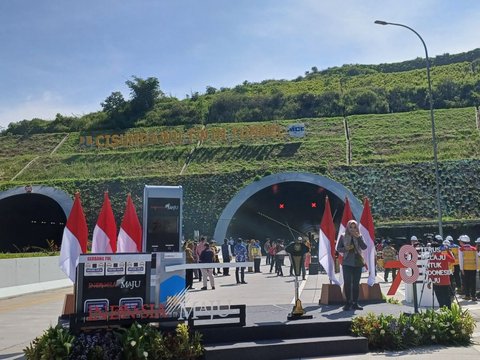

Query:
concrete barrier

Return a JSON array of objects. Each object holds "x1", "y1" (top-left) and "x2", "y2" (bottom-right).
[{"x1": 0, "y1": 256, "x2": 71, "y2": 298}]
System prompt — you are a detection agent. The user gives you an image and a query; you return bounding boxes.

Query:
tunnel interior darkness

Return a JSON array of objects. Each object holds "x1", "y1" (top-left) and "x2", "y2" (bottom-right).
[
  {"x1": 227, "y1": 181, "x2": 345, "y2": 242},
  {"x1": 0, "y1": 193, "x2": 66, "y2": 252}
]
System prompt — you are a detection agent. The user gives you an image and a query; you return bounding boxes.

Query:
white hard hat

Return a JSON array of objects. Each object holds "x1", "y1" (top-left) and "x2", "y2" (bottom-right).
[
  {"x1": 458, "y1": 235, "x2": 470, "y2": 243},
  {"x1": 442, "y1": 240, "x2": 451, "y2": 246},
  {"x1": 297, "y1": 236, "x2": 302, "y2": 241},
  {"x1": 445, "y1": 235, "x2": 453, "y2": 242},
  {"x1": 435, "y1": 235, "x2": 443, "y2": 241},
  {"x1": 410, "y1": 235, "x2": 418, "y2": 241},
  {"x1": 476, "y1": 237, "x2": 480, "y2": 244}
]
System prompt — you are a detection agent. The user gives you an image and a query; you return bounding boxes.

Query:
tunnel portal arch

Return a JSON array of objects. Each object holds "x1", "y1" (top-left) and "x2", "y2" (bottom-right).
[
  {"x1": 213, "y1": 172, "x2": 363, "y2": 242},
  {"x1": 0, "y1": 186, "x2": 73, "y2": 252}
]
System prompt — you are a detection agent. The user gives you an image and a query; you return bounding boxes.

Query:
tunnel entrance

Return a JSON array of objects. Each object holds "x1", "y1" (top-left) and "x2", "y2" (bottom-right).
[
  {"x1": 0, "y1": 193, "x2": 67, "y2": 252},
  {"x1": 227, "y1": 182, "x2": 345, "y2": 241},
  {"x1": 213, "y1": 172, "x2": 363, "y2": 243}
]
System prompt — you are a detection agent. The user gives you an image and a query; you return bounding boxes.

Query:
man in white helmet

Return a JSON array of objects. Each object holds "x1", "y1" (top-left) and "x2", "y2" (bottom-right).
[
  {"x1": 458, "y1": 235, "x2": 478, "y2": 301},
  {"x1": 410, "y1": 235, "x2": 420, "y2": 248},
  {"x1": 433, "y1": 235, "x2": 443, "y2": 247},
  {"x1": 429, "y1": 240, "x2": 455, "y2": 309}
]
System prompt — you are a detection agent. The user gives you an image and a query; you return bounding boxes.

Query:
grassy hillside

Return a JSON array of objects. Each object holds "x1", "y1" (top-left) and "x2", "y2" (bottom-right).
[
  {"x1": 1, "y1": 107, "x2": 477, "y2": 181},
  {"x1": 0, "y1": 106, "x2": 479, "y2": 235}
]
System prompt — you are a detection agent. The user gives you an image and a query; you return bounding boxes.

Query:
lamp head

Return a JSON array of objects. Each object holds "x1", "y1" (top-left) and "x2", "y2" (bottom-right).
[{"x1": 374, "y1": 20, "x2": 388, "y2": 25}]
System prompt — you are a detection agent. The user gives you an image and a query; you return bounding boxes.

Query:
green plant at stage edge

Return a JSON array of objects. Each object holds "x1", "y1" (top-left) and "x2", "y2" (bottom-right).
[
  {"x1": 24, "y1": 322, "x2": 204, "y2": 360},
  {"x1": 23, "y1": 325, "x2": 75, "y2": 360},
  {"x1": 385, "y1": 297, "x2": 400, "y2": 305},
  {"x1": 351, "y1": 303, "x2": 476, "y2": 350}
]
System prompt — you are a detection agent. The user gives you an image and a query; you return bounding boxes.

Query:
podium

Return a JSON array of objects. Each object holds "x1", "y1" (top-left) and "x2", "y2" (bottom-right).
[
  {"x1": 62, "y1": 293, "x2": 75, "y2": 315},
  {"x1": 359, "y1": 283, "x2": 384, "y2": 302},
  {"x1": 319, "y1": 284, "x2": 344, "y2": 305}
]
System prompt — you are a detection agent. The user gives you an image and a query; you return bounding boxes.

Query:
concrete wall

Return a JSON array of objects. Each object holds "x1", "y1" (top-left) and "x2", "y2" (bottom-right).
[{"x1": 0, "y1": 256, "x2": 67, "y2": 288}]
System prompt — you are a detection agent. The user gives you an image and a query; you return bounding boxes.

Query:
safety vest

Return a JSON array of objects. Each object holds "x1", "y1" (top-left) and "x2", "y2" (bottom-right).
[
  {"x1": 462, "y1": 248, "x2": 477, "y2": 271},
  {"x1": 451, "y1": 246, "x2": 459, "y2": 265}
]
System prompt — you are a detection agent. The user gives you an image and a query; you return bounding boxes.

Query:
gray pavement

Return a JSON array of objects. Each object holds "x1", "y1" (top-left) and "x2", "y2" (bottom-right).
[{"x1": 0, "y1": 259, "x2": 479, "y2": 359}]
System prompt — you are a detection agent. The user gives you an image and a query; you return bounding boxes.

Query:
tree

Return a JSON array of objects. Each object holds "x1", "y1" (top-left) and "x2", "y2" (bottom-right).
[
  {"x1": 101, "y1": 92, "x2": 126, "y2": 113},
  {"x1": 344, "y1": 88, "x2": 389, "y2": 115},
  {"x1": 125, "y1": 76, "x2": 163, "y2": 114},
  {"x1": 206, "y1": 86, "x2": 217, "y2": 95}
]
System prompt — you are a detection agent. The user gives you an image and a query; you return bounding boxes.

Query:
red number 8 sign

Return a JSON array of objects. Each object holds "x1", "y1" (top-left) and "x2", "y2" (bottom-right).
[{"x1": 399, "y1": 245, "x2": 420, "y2": 284}]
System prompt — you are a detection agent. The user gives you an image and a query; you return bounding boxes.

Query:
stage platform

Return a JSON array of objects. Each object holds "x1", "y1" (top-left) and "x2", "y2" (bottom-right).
[{"x1": 1, "y1": 260, "x2": 480, "y2": 360}]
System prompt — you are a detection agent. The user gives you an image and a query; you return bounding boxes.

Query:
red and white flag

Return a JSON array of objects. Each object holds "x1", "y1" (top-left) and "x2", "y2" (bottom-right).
[
  {"x1": 337, "y1": 197, "x2": 355, "y2": 245},
  {"x1": 59, "y1": 192, "x2": 88, "y2": 282},
  {"x1": 117, "y1": 194, "x2": 143, "y2": 253},
  {"x1": 359, "y1": 197, "x2": 377, "y2": 286},
  {"x1": 318, "y1": 196, "x2": 340, "y2": 285},
  {"x1": 92, "y1": 192, "x2": 117, "y2": 253},
  {"x1": 336, "y1": 197, "x2": 355, "y2": 285}
]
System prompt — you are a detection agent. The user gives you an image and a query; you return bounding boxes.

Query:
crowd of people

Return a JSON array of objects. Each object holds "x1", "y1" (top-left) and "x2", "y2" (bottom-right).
[
  {"x1": 182, "y1": 235, "x2": 313, "y2": 290},
  {"x1": 375, "y1": 233, "x2": 480, "y2": 307},
  {"x1": 183, "y1": 229, "x2": 480, "y2": 313}
]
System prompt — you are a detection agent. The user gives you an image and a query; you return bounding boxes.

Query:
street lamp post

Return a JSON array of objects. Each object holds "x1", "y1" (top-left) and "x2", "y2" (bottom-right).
[{"x1": 374, "y1": 20, "x2": 443, "y2": 238}]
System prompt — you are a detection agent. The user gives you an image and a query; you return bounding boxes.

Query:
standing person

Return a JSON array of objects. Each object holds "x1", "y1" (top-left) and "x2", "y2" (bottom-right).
[
  {"x1": 210, "y1": 240, "x2": 220, "y2": 275},
  {"x1": 221, "y1": 238, "x2": 232, "y2": 276},
  {"x1": 458, "y1": 235, "x2": 478, "y2": 301},
  {"x1": 229, "y1": 237, "x2": 235, "y2": 255},
  {"x1": 264, "y1": 238, "x2": 272, "y2": 265},
  {"x1": 336, "y1": 219, "x2": 367, "y2": 311},
  {"x1": 234, "y1": 238, "x2": 248, "y2": 284},
  {"x1": 410, "y1": 235, "x2": 421, "y2": 249},
  {"x1": 195, "y1": 237, "x2": 207, "y2": 282},
  {"x1": 275, "y1": 240, "x2": 285, "y2": 276},
  {"x1": 446, "y1": 235, "x2": 462, "y2": 294},
  {"x1": 304, "y1": 238, "x2": 311, "y2": 273},
  {"x1": 269, "y1": 240, "x2": 277, "y2": 273},
  {"x1": 382, "y1": 240, "x2": 398, "y2": 282},
  {"x1": 251, "y1": 239, "x2": 262, "y2": 273},
  {"x1": 247, "y1": 239, "x2": 254, "y2": 273},
  {"x1": 429, "y1": 243, "x2": 455, "y2": 309},
  {"x1": 199, "y1": 243, "x2": 215, "y2": 290},
  {"x1": 440, "y1": 239, "x2": 456, "y2": 296},
  {"x1": 184, "y1": 241, "x2": 195, "y2": 290}
]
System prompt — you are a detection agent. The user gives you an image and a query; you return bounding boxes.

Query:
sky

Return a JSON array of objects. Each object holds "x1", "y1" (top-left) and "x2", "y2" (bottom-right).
[{"x1": 0, "y1": 0, "x2": 478, "y2": 129}]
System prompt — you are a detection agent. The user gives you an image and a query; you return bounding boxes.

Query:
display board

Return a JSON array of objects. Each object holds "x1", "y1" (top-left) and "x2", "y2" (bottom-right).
[
  {"x1": 75, "y1": 253, "x2": 152, "y2": 316},
  {"x1": 143, "y1": 185, "x2": 183, "y2": 253}
]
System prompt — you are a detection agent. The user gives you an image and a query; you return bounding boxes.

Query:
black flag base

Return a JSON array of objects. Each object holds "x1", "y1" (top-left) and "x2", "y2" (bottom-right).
[{"x1": 287, "y1": 299, "x2": 313, "y2": 320}]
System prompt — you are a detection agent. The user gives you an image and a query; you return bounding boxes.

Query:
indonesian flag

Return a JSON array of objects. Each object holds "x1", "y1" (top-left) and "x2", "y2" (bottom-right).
[
  {"x1": 336, "y1": 197, "x2": 355, "y2": 285},
  {"x1": 59, "y1": 192, "x2": 88, "y2": 282},
  {"x1": 319, "y1": 196, "x2": 340, "y2": 285},
  {"x1": 117, "y1": 194, "x2": 143, "y2": 252},
  {"x1": 359, "y1": 197, "x2": 377, "y2": 286},
  {"x1": 92, "y1": 192, "x2": 117, "y2": 253}
]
